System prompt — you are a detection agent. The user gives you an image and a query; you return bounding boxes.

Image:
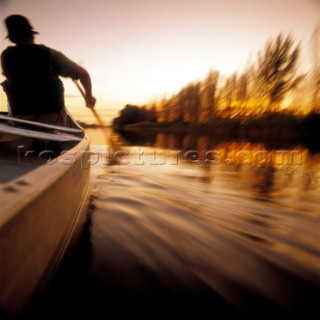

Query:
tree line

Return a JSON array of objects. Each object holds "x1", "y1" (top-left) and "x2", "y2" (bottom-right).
[{"x1": 114, "y1": 27, "x2": 320, "y2": 127}]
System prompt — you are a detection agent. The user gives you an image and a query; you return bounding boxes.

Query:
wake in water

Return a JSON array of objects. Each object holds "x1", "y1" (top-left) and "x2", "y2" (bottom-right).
[
  {"x1": 24, "y1": 142, "x2": 320, "y2": 319},
  {"x1": 83, "y1": 147, "x2": 319, "y2": 318}
]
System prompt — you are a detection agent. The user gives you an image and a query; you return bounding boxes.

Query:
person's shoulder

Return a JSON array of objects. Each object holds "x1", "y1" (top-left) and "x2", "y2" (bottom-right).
[
  {"x1": 42, "y1": 45, "x2": 63, "y2": 58},
  {"x1": 1, "y1": 46, "x2": 15, "y2": 58},
  {"x1": 34, "y1": 45, "x2": 61, "y2": 61},
  {"x1": 34, "y1": 44, "x2": 52, "y2": 52},
  {"x1": 2, "y1": 46, "x2": 15, "y2": 53}
]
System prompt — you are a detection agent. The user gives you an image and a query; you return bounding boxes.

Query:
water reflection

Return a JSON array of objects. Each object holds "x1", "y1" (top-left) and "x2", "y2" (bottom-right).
[
  {"x1": 118, "y1": 131, "x2": 318, "y2": 206},
  {"x1": 251, "y1": 166, "x2": 275, "y2": 201},
  {"x1": 116, "y1": 129, "x2": 158, "y2": 146},
  {"x1": 26, "y1": 129, "x2": 320, "y2": 318},
  {"x1": 86, "y1": 129, "x2": 319, "y2": 317}
]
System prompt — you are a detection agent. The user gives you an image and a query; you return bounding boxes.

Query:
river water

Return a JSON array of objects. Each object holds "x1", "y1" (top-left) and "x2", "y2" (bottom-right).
[{"x1": 26, "y1": 128, "x2": 320, "y2": 319}]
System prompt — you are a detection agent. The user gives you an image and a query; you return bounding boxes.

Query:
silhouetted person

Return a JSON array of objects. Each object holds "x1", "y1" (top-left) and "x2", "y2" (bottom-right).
[{"x1": 1, "y1": 14, "x2": 96, "y2": 126}]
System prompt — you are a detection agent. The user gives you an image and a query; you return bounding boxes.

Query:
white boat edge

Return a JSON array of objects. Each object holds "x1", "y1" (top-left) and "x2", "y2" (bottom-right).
[{"x1": 0, "y1": 131, "x2": 91, "y2": 317}]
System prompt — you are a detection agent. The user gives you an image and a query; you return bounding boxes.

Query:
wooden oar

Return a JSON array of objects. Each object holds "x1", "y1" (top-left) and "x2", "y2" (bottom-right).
[
  {"x1": 0, "y1": 114, "x2": 83, "y2": 134},
  {"x1": 73, "y1": 80, "x2": 121, "y2": 163},
  {"x1": 73, "y1": 80, "x2": 106, "y2": 128},
  {"x1": 73, "y1": 80, "x2": 112, "y2": 133}
]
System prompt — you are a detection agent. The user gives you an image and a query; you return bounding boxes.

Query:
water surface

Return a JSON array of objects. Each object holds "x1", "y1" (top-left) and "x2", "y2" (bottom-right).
[{"x1": 28, "y1": 129, "x2": 320, "y2": 318}]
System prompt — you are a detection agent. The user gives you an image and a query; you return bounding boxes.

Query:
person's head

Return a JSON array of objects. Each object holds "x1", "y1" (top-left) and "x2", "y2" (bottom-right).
[{"x1": 4, "y1": 14, "x2": 38, "y2": 44}]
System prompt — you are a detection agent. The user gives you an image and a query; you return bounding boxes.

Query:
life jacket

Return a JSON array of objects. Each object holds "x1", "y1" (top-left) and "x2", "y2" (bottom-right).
[{"x1": 1, "y1": 44, "x2": 64, "y2": 116}]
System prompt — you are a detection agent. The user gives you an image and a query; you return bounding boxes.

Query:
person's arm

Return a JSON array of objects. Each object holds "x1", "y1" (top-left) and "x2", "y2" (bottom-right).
[
  {"x1": 77, "y1": 66, "x2": 96, "y2": 109},
  {"x1": 50, "y1": 47, "x2": 96, "y2": 108}
]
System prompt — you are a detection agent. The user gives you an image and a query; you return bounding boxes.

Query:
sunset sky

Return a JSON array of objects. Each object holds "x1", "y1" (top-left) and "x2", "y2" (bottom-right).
[{"x1": 0, "y1": 0, "x2": 319, "y2": 122}]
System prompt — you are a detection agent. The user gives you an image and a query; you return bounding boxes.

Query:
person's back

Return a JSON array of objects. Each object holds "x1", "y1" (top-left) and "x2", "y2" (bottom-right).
[
  {"x1": 1, "y1": 14, "x2": 96, "y2": 126},
  {"x1": 2, "y1": 44, "x2": 64, "y2": 116}
]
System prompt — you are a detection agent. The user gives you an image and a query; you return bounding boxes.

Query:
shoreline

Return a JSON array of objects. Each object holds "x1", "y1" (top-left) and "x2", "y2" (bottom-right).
[{"x1": 111, "y1": 114, "x2": 320, "y2": 150}]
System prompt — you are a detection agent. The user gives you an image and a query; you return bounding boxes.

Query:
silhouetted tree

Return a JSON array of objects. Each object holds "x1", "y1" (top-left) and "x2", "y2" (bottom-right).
[
  {"x1": 256, "y1": 34, "x2": 304, "y2": 111},
  {"x1": 147, "y1": 104, "x2": 157, "y2": 122},
  {"x1": 202, "y1": 70, "x2": 220, "y2": 116},
  {"x1": 120, "y1": 105, "x2": 141, "y2": 124},
  {"x1": 158, "y1": 96, "x2": 170, "y2": 122},
  {"x1": 168, "y1": 94, "x2": 180, "y2": 121},
  {"x1": 178, "y1": 87, "x2": 188, "y2": 121},
  {"x1": 113, "y1": 104, "x2": 157, "y2": 126},
  {"x1": 218, "y1": 73, "x2": 238, "y2": 116},
  {"x1": 189, "y1": 82, "x2": 201, "y2": 122},
  {"x1": 310, "y1": 22, "x2": 320, "y2": 112},
  {"x1": 236, "y1": 72, "x2": 248, "y2": 107}
]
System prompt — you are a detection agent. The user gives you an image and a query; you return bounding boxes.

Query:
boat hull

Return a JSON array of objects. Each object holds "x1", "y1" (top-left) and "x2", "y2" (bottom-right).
[{"x1": 0, "y1": 133, "x2": 91, "y2": 317}]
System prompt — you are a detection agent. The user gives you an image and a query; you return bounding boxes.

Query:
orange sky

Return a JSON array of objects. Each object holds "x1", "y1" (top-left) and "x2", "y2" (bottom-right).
[{"x1": 0, "y1": 0, "x2": 319, "y2": 123}]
